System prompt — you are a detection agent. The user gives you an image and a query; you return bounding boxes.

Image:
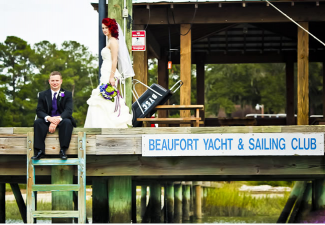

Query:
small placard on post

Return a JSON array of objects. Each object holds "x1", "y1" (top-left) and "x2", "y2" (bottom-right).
[{"x1": 132, "y1": 30, "x2": 146, "y2": 51}]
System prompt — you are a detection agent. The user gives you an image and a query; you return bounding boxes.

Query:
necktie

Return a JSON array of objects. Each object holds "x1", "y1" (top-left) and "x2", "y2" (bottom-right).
[{"x1": 51, "y1": 92, "x2": 59, "y2": 116}]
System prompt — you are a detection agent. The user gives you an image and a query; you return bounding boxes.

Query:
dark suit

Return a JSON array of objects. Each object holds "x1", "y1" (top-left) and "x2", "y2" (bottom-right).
[{"x1": 34, "y1": 88, "x2": 76, "y2": 153}]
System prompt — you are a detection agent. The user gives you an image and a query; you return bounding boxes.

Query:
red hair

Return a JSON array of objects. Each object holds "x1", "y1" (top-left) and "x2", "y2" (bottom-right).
[{"x1": 102, "y1": 18, "x2": 119, "y2": 39}]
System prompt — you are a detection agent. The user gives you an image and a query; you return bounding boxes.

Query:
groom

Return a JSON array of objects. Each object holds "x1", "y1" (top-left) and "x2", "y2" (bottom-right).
[{"x1": 32, "y1": 71, "x2": 76, "y2": 160}]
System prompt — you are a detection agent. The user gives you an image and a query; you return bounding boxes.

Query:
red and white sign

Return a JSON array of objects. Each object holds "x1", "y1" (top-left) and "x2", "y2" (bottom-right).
[{"x1": 132, "y1": 30, "x2": 146, "y2": 51}]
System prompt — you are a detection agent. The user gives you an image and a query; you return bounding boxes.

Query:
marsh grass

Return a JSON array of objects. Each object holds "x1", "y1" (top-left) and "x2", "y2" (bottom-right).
[
  {"x1": 205, "y1": 183, "x2": 289, "y2": 217},
  {"x1": 6, "y1": 198, "x2": 93, "y2": 222}
]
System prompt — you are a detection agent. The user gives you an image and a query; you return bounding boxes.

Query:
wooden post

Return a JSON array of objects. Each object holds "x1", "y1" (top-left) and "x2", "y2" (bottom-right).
[
  {"x1": 150, "y1": 182, "x2": 161, "y2": 223},
  {"x1": 133, "y1": 25, "x2": 148, "y2": 99},
  {"x1": 174, "y1": 183, "x2": 182, "y2": 223},
  {"x1": 196, "y1": 63, "x2": 205, "y2": 122},
  {"x1": 297, "y1": 22, "x2": 309, "y2": 125},
  {"x1": 314, "y1": 179, "x2": 325, "y2": 210},
  {"x1": 286, "y1": 61, "x2": 295, "y2": 125},
  {"x1": 132, "y1": 183, "x2": 137, "y2": 223},
  {"x1": 26, "y1": 132, "x2": 35, "y2": 224},
  {"x1": 92, "y1": 177, "x2": 108, "y2": 223},
  {"x1": 108, "y1": 0, "x2": 133, "y2": 109},
  {"x1": 182, "y1": 183, "x2": 190, "y2": 221},
  {"x1": 166, "y1": 182, "x2": 174, "y2": 223},
  {"x1": 193, "y1": 182, "x2": 202, "y2": 219},
  {"x1": 141, "y1": 186, "x2": 147, "y2": 220},
  {"x1": 0, "y1": 183, "x2": 5, "y2": 223},
  {"x1": 10, "y1": 183, "x2": 27, "y2": 223},
  {"x1": 180, "y1": 24, "x2": 192, "y2": 125},
  {"x1": 158, "y1": 53, "x2": 169, "y2": 126},
  {"x1": 51, "y1": 166, "x2": 74, "y2": 223},
  {"x1": 323, "y1": 62, "x2": 325, "y2": 119},
  {"x1": 293, "y1": 182, "x2": 312, "y2": 222},
  {"x1": 277, "y1": 181, "x2": 307, "y2": 223},
  {"x1": 108, "y1": 176, "x2": 132, "y2": 223}
]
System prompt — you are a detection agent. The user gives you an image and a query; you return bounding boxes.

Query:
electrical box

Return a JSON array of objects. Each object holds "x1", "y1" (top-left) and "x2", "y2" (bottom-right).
[{"x1": 123, "y1": 8, "x2": 128, "y2": 18}]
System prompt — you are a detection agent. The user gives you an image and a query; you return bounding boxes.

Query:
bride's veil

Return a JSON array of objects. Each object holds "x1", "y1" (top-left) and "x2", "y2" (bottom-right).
[{"x1": 117, "y1": 23, "x2": 135, "y2": 79}]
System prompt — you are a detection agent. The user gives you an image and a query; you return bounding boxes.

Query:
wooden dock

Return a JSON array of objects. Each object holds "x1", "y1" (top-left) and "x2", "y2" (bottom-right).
[{"x1": 1, "y1": 126, "x2": 325, "y2": 223}]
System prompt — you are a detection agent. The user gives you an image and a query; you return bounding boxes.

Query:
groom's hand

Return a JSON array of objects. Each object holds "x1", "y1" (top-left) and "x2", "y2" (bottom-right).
[
  {"x1": 49, "y1": 123, "x2": 57, "y2": 133},
  {"x1": 48, "y1": 117, "x2": 61, "y2": 125}
]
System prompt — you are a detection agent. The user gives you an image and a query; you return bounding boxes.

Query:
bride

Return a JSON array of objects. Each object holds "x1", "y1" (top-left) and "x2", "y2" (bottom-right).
[{"x1": 84, "y1": 18, "x2": 134, "y2": 128}]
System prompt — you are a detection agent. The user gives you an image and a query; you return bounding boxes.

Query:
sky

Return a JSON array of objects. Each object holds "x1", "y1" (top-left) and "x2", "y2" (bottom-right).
[{"x1": 0, "y1": 0, "x2": 99, "y2": 55}]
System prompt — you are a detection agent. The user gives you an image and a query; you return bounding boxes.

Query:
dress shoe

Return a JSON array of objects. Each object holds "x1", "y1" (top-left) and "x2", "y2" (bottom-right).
[
  {"x1": 31, "y1": 150, "x2": 45, "y2": 160},
  {"x1": 60, "y1": 149, "x2": 68, "y2": 160}
]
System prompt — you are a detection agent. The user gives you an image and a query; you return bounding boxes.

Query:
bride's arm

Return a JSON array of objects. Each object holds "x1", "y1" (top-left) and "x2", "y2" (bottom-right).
[{"x1": 109, "y1": 38, "x2": 119, "y2": 86}]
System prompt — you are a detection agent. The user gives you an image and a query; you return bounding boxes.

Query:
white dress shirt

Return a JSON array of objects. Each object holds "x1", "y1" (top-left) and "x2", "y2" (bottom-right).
[{"x1": 44, "y1": 90, "x2": 62, "y2": 122}]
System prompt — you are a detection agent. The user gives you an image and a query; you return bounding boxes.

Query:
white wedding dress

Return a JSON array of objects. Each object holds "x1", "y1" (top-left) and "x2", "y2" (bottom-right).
[{"x1": 84, "y1": 47, "x2": 133, "y2": 128}]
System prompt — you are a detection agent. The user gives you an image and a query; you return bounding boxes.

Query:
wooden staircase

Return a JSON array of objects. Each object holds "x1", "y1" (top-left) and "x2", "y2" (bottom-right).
[{"x1": 26, "y1": 132, "x2": 86, "y2": 224}]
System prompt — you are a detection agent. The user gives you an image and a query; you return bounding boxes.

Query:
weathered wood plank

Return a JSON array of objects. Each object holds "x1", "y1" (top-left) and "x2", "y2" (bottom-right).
[
  {"x1": 26, "y1": 132, "x2": 35, "y2": 224},
  {"x1": 155, "y1": 105, "x2": 204, "y2": 110},
  {"x1": 13, "y1": 127, "x2": 101, "y2": 135},
  {"x1": 78, "y1": 132, "x2": 86, "y2": 224},
  {"x1": 0, "y1": 135, "x2": 96, "y2": 155},
  {"x1": 96, "y1": 135, "x2": 141, "y2": 155},
  {"x1": 281, "y1": 125, "x2": 325, "y2": 133},
  {"x1": 32, "y1": 184, "x2": 79, "y2": 192},
  {"x1": 33, "y1": 210, "x2": 79, "y2": 218},
  {"x1": 33, "y1": 159, "x2": 80, "y2": 166},
  {"x1": 0, "y1": 127, "x2": 13, "y2": 134},
  {"x1": 297, "y1": 22, "x2": 309, "y2": 125}
]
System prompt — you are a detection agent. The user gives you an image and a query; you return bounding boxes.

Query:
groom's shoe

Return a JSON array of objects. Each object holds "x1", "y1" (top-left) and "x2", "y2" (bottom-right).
[
  {"x1": 31, "y1": 150, "x2": 45, "y2": 160},
  {"x1": 60, "y1": 149, "x2": 68, "y2": 160}
]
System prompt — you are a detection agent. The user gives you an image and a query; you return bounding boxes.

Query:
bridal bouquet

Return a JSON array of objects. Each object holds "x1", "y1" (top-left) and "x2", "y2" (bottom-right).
[{"x1": 99, "y1": 83, "x2": 118, "y2": 102}]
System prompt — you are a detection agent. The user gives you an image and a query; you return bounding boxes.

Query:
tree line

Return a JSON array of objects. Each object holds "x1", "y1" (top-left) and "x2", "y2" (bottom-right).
[{"x1": 0, "y1": 36, "x2": 323, "y2": 127}]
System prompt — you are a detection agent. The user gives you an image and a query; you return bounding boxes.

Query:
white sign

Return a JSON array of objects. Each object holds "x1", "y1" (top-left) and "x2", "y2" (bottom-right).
[
  {"x1": 132, "y1": 30, "x2": 146, "y2": 51},
  {"x1": 142, "y1": 133, "x2": 324, "y2": 156}
]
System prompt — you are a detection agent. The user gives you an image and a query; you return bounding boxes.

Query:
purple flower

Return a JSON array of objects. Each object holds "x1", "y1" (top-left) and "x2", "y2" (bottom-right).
[{"x1": 60, "y1": 92, "x2": 65, "y2": 97}]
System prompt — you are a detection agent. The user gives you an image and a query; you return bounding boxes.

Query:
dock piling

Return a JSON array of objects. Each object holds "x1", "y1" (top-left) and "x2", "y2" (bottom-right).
[
  {"x1": 0, "y1": 183, "x2": 5, "y2": 223},
  {"x1": 174, "y1": 183, "x2": 182, "y2": 223},
  {"x1": 108, "y1": 176, "x2": 132, "y2": 223},
  {"x1": 182, "y1": 182, "x2": 190, "y2": 221},
  {"x1": 92, "y1": 177, "x2": 108, "y2": 223},
  {"x1": 166, "y1": 182, "x2": 174, "y2": 223},
  {"x1": 194, "y1": 182, "x2": 202, "y2": 219},
  {"x1": 150, "y1": 182, "x2": 161, "y2": 223}
]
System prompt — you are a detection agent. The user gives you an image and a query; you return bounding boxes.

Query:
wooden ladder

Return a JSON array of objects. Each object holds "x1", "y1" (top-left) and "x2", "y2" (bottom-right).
[{"x1": 26, "y1": 132, "x2": 86, "y2": 224}]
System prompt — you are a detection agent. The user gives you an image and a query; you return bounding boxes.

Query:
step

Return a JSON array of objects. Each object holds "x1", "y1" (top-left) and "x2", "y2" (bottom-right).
[
  {"x1": 32, "y1": 210, "x2": 79, "y2": 218},
  {"x1": 32, "y1": 184, "x2": 80, "y2": 192},
  {"x1": 32, "y1": 158, "x2": 80, "y2": 166}
]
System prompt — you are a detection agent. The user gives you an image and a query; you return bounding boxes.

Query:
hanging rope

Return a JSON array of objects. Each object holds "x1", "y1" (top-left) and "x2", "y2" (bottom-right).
[{"x1": 264, "y1": 0, "x2": 325, "y2": 46}]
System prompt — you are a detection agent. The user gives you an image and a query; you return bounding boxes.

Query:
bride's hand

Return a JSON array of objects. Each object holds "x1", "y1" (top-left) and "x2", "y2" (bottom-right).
[{"x1": 109, "y1": 77, "x2": 116, "y2": 87}]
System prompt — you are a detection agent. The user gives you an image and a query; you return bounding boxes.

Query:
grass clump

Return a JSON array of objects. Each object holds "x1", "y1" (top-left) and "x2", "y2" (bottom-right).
[{"x1": 205, "y1": 183, "x2": 289, "y2": 217}]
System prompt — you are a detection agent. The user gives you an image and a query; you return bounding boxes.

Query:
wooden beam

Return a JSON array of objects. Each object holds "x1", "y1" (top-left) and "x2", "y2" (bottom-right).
[
  {"x1": 180, "y1": 24, "x2": 192, "y2": 123},
  {"x1": 196, "y1": 62, "x2": 205, "y2": 122},
  {"x1": 297, "y1": 22, "x2": 309, "y2": 125},
  {"x1": 286, "y1": 61, "x2": 295, "y2": 125},
  {"x1": 108, "y1": 0, "x2": 133, "y2": 109},
  {"x1": 277, "y1": 181, "x2": 307, "y2": 223},
  {"x1": 133, "y1": 25, "x2": 148, "y2": 99},
  {"x1": 92, "y1": 177, "x2": 108, "y2": 223},
  {"x1": 108, "y1": 176, "x2": 132, "y2": 223},
  {"x1": 134, "y1": 4, "x2": 325, "y2": 24},
  {"x1": 147, "y1": 29, "x2": 161, "y2": 59},
  {"x1": 10, "y1": 183, "x2": 26, "y2": 223},
  {"x1": 51, "y1": 166, "x2": 73, "y2": 223},
  {"x1": 158, "y1": 53, "x2": 169, "y2": 126}
]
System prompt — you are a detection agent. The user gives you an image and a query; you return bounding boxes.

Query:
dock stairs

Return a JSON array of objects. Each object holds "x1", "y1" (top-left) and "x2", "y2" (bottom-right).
[{"x1": 26, "y1": 132, "x2": 86, "y2": 224}]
